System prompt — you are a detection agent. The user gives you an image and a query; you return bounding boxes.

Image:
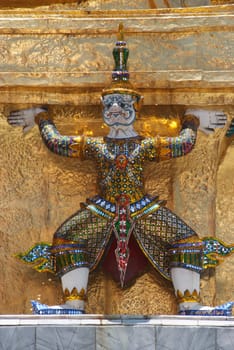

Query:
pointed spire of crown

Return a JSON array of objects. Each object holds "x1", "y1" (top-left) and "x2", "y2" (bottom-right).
[
  {"x1": 102, "y1": 24, "x2": 142, "y2": 107},
  {"x1": 112, "y1": 23, "x2": 129, "y2": 82}
]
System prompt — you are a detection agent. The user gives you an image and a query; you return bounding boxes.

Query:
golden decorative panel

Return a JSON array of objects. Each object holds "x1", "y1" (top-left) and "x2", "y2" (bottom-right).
[
  {"x1": 0, "y1": 0, "x2": 213, "y2": 9},
  {"x1": 0, "y1": 6, "x2": 233, "y2": 105}
]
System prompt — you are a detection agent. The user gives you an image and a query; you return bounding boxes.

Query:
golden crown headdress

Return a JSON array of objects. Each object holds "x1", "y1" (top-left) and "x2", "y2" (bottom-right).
[{"x1": 102, "y1": 24, "x2": 143, "y2": 107}]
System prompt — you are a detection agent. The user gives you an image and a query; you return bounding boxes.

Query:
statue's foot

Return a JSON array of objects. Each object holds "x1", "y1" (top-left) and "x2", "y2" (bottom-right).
[
  {"x1": 31, "y1": 300, "x2": 85, "y2": 315},
  {"x1": 179, "y1": 302, "x2": 234, "y2": 316}
]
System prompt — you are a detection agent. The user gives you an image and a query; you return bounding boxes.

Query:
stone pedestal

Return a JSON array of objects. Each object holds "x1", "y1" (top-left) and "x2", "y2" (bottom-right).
[{"x1": 0, "y1": 315, "x2": 234, "y2": 350}]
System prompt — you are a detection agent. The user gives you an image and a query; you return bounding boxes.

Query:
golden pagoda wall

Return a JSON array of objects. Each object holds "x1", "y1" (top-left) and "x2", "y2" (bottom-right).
[
  {"x1": 0, "y1": 0, "x2": 212, "y2": 9},
  {"x1": 0, "y1": 0, "x2": 232, "y2": 10},
  {"x1": 0, "y1": 6, "x2": 233, "y2": 106},
  {"x1": 216, "y1": 143, "x2": 234, "y2": 305},
  {"x1": 0, "y1": 5, "x2": 233, "y2": 314}
]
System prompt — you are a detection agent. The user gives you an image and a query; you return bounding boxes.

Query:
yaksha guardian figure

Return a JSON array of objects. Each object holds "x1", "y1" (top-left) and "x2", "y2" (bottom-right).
[{"x1": 8, "y1": 28, "x2": 234, "y2": 316}]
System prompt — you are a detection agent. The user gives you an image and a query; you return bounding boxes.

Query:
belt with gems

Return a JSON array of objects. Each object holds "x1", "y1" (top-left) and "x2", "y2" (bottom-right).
[{"x1": 83, "y1": 194, "x2": 166, "y2": 220}]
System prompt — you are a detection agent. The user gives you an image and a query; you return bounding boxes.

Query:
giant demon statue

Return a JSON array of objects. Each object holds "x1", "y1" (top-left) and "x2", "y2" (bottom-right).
[{"x1": 8, "y1": 27, "x2": 234, "y2": 315}]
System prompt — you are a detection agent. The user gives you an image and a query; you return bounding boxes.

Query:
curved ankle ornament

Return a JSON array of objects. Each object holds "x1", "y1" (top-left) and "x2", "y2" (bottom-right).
[
  {"x1": 176, "y1": 289, "x2": 201, "y2": 304},
  {"x1": 63, "y1": 287, "x2": 87, "y2": 302}
]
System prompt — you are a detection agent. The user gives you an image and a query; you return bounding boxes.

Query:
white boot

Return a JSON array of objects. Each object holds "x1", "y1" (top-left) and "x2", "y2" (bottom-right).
[
  {"x1": 171, "y1": 267, "x2": 202, "y2": 311},
  {"x1": 171, "y1": 267, "x2": 234, "y2": 316},
  {"x1": 61, "y1": 267, "x2": 89, "y2": 312},
  {"x1": 31, "y1": 267, "x2": 89, "y2": 315}
]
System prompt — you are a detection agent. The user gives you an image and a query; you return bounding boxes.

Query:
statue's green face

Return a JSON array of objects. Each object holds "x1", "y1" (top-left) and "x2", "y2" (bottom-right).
[{"x1": 102, "y1": 94, "x2": 136, "y2": 127}]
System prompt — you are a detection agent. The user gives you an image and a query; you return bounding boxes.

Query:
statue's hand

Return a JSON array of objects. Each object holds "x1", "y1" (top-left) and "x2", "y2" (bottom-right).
[
  {"x1": 185, "y1": 109, "x2": 227, "y2": 134},
  {"x1": 7, "y1": 107, "x2": 47, "y2": 133}
]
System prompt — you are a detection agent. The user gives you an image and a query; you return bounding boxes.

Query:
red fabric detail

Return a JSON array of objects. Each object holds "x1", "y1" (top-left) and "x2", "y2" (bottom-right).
[{"x1": 101, "y1": 234, "x2": 150, "y2": 286}]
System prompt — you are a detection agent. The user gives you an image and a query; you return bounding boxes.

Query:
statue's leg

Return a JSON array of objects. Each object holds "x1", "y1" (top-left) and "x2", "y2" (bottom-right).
[
  {"x1": 169, "y1": 238, "x2": 204, "y2": 311},
  {"x1": 134, "y1": 206, "x2": 200, "y2": 282},
  {"x1": 26, "y1": 208, "x2": 111, "y2": 314},
  {"x1": 52, "y1": 208, "x2": 111, "y2": 311},
  {"x1": 61, "y1": 267, "x2": 89, "y2": 311},
  {"x1": 171, "y1": 266, "x2": 233, "y2": 315},
  {"x1": 169, "y1": 237, "x2": 234, "y2": 315},
  {"x1": 171, "y1": 267, "x2": 201, "y2": 311},
  {"x1": 135, "y1": 207, "x2": 233, "y2": 315}
]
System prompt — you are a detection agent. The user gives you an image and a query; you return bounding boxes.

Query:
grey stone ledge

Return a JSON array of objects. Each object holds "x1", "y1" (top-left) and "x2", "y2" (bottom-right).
[{"x1": 0, "y1": 315, "x2": 234, "y2": 327}]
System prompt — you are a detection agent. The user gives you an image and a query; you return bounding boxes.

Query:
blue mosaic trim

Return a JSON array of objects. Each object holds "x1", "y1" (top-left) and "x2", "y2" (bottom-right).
[
  {"x1": 86, "y1": 204, "x2": 113, "y2": 219},
  {"x1": 15, "y1": 243, "x2": 53, "y2": 273},
  {"x1": 51, "y1": 247, "x2": 90, "y2": 255},
  {"x1": 51, "y1": 242, "x2": 90, "y2": 277},
  {"x1": 170, "y1": 262, "x2": 203, "y2": 273},
  {"x1": 31, "y1": 301, "x2": 85, "y2": 315},
  {"x1": 88, "y1": 194, "x2": 158, "y2": 217},
  {"x1": 130, "y1": 196, "x2": 157, "y2": 214},
  {"x1": 112, "y1": 71, "x2": 129, "y2": 81},
  {"x1": 171, "y1": 242, "x2": 204, "y2": 249},
  {"x1": 132, "y1": 202, "x2": 161, "y2": 220},
  {"x1": 203, "y1": 237, "x2": 234, "y2": 268},
  {"x1": 89, "y1": 196, "x2": 116, "y2": 213},
  {"x1": 116, "y1": 41, "x2": 127, "y2": 46},
  {"x1": 179, "y1": 302, "x2": 234, "y2": 317},
  {"x1": 56, "y1": 261, "x2": 90, "y2": 278},
  {"x1": 17, "y1": 243, "x2": 51, "y2": 263},
  {"x1": 169, "y1": 241, "x2": 204, "y2": 273}
]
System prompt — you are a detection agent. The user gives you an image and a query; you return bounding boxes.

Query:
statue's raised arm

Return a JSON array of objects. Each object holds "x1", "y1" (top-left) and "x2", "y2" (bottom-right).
[
  {"x1": 7, "y1": 107, "x2": 83, "y2": 158},
  {"x1": 145, "y1": 109, "x2": 227, "y2": 163}
]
